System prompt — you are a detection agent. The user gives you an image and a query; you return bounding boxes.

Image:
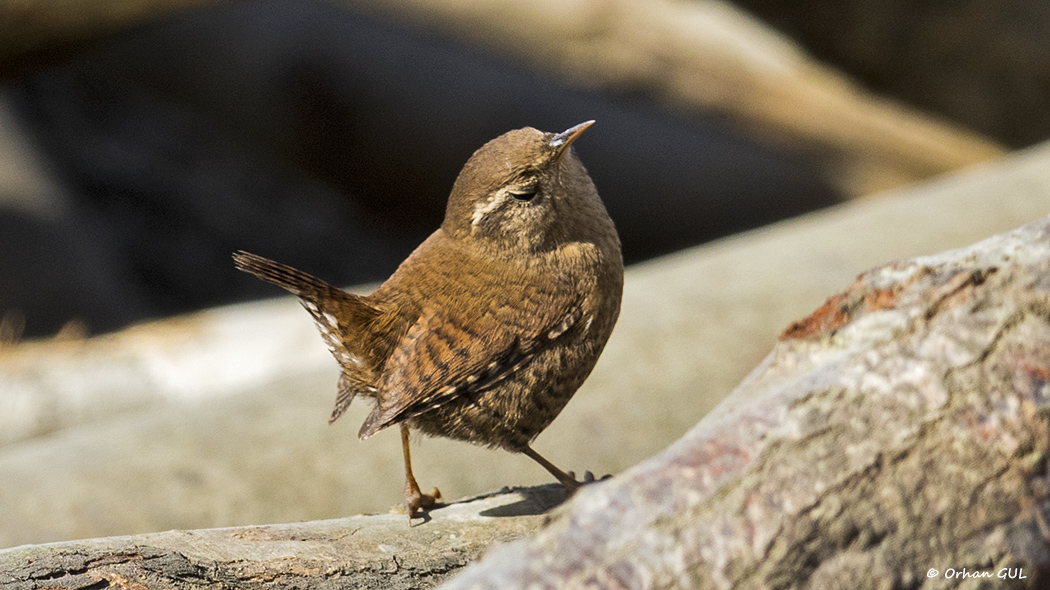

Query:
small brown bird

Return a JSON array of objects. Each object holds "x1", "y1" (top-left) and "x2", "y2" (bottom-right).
[{"x1": 233, "y1": 121, "x2": 623, "y2": 519}]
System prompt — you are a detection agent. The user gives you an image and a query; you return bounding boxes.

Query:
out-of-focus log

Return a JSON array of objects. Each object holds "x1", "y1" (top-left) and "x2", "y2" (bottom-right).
[
  {"x1": 339, "y1": 0, "x2": 1006, "y2": 196},
  {"x1": 1, "y1": 0, "x2": 1006, "y2": 195}
]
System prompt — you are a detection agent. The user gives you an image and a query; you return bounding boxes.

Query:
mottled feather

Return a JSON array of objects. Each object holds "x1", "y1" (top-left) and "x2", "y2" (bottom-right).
[{"x1": 358, "y1": 291, "x2": 582, "y2": 438}]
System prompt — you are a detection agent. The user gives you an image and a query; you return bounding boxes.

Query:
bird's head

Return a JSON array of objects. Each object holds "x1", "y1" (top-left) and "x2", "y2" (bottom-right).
[{"x1": 442, "y1": 121, "x2": 614, "y2": 257}]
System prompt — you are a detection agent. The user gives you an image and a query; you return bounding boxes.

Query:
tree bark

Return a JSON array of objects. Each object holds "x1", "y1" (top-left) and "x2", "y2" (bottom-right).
[{"x1": 440, "y1": 215, "x2": 1050, "y2": 589}]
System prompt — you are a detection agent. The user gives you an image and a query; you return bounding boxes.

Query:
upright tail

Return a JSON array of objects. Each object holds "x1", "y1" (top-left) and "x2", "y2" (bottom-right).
[
  {"x1": 233, "y1": 250, "x2": 381, "y2": 422},
  {"x1": 233, "y1": 250, "x2": 337, "y2": 298}
]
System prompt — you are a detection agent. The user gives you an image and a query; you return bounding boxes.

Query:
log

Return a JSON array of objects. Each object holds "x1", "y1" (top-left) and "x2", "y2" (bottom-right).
[
  {"x1": 4, "y1": 217, "x2": 1050, "y2": 588},
  {"x1": 339, "y1": 0, "x2": 1005, "y2": 196},
  {"x1": 439, "y1": 215, "x2": 1050, "y2": 588},
  {"x1": 731, "y1": 0, "x2": 1050, "y2": 148},
  {"x1": 1, "y1": 0, "x2": 1004, "y2": 196},
  {"x1": 0, "y1": 486, "x2": 565, "y2": 589}
]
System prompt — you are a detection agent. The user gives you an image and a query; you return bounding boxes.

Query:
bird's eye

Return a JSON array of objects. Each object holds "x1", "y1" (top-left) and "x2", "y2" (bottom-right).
[{"x1": 509, "y1": 187, "x2": 538, "y2": 202}]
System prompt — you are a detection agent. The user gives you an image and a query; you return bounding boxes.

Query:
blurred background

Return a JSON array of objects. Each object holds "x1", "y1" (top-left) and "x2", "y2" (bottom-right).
[{"x1": 1, "y1": 0, "x2": 1047, "y2": 548}]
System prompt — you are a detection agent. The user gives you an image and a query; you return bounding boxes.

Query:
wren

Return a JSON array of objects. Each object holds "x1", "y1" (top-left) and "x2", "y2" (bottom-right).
[{"x1": 233, "y1": 121, "x2": 623, "y2": 519}]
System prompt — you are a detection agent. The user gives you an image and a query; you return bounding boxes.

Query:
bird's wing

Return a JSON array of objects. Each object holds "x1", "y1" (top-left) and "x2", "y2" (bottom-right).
[{"x1": 356, "y1": 276, "x2": 585, "y2": 439}]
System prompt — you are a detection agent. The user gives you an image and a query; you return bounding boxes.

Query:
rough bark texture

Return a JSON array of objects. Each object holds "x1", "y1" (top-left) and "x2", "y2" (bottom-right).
[
  {"x1": 439, "y1": 216, "x2": 1050, "y2": 589},
  {"x1": 0, "y1": 486, "x2": 565, "y2": 589}
]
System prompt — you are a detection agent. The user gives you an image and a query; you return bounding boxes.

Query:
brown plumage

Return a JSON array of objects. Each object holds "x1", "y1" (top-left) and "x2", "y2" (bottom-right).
[{"x1": 233, "y1": 121, "x2": 623, "y2": 519}]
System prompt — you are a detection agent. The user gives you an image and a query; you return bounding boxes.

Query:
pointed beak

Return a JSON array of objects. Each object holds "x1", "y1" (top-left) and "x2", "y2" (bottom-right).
[{"x1": 549, "y1": 120, "x2": 595, "y2": 159}]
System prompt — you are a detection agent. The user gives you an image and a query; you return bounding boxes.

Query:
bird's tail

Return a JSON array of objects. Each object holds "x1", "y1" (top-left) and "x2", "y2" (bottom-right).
[
  {"x1": 233, "y1": 250, "x2": 380, "y2": 423},
  {"x1": 233, "y1": 250, "x2": 337, "y2": 297}
]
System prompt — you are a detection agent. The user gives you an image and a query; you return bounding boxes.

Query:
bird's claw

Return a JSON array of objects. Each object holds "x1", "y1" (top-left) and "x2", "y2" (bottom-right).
[
  {"x1": 406, "y1": 487, "x2": 442, "y2": 521},
  {"x1": 562, "y1": 470, "x2": 611, "y2": 496}
]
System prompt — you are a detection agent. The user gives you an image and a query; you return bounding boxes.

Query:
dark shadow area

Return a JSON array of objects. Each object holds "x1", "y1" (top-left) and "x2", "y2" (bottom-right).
[
  {"x1": 409, "y1": 510, "x2": 434, "y2": 527},
  {"x1": 477, "y1": 484, "x2": 570, "y2": 518}
]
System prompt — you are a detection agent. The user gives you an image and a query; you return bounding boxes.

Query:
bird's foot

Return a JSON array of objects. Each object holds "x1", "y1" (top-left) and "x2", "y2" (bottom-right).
[
  {"x1": 562, "y1": 471, "x2": 612, "y2": 496},
  {"x1": 520, "y1": 446, "x2": 610, "y2": 498},
  {"x1": 405, "y1": 486, "x2": 443, "y2": 521}
]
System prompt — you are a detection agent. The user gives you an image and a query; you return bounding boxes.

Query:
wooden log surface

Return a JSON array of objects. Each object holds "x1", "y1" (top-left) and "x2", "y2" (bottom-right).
[{"x1": 0, "y1": 486, "x2": 565, "y2": 589}]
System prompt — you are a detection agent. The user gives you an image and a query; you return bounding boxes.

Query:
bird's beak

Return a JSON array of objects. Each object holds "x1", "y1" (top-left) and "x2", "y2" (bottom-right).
[{"x1": 549, "y1": 120, "x2": 595, "y2": 159}]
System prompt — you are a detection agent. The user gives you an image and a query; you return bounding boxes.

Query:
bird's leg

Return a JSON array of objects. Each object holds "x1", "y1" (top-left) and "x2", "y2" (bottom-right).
[
  {"x1": 400, "y1": 423, "x2": 441, "y2": 520},
  {"x1": 522, "y1": 445, "x2": 584, "y2": 494}
]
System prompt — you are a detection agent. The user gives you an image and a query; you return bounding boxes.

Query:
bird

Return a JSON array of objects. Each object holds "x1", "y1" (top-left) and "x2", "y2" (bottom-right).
[{"x1": 233, "y1": 121, "x2": 623, "y2": 520}]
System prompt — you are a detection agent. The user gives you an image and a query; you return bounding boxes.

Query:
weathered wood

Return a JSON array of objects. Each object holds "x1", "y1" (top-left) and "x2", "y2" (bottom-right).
[
  {"x1": 439, "y1": 216, "x2": 1050, "y2": 588},
  {"x1": 0, "y1": 486, "x2": 564, "y2": 589}
]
